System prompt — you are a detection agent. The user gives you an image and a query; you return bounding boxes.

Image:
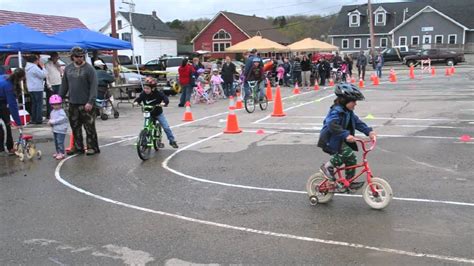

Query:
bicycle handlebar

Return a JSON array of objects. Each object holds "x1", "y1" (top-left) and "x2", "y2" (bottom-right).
[{"x1": 353, "y1": 136, "x2": 377, "y2": 152}]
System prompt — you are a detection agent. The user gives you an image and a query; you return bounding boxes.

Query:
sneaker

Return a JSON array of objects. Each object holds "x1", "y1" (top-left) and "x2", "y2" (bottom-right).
[
  {"x1": 86, "y1": 149, "x2": 98, "y2": 156},
  {"x1": 53, "y1": 153, "x2": 58, "y2": 158},
  {"x1": 169, "y1": 141, "x2": 179, "y2": 149},
  {"x1": 67, "y1": 149, "x2": 84, "y2": 155},
  {"x1": 55, "y1": 153, "x2": 65, "y2": 160},
  {"x1": 320, "y1": 164, "x2": 336, "y2": 181},
  {"x1": 178, "y1": 104, "x2": 184, "y2": 107},
  {"x1": 349, "y1": 181, "x2": 364, "y2": 190}
]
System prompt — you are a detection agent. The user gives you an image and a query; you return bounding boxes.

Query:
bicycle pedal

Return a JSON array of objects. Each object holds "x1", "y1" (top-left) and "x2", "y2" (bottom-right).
[{"x1": 158, "y1": 143, "x2": 165, "y2": 148}]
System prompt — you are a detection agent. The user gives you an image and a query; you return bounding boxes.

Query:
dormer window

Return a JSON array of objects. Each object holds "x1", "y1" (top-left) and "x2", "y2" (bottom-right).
[
  {"x1": 373, "y1": 6, "x2": 388, "y2": 26},
  {"x1": 348, "y1": 10, "x2": 361, "y2": 27}
]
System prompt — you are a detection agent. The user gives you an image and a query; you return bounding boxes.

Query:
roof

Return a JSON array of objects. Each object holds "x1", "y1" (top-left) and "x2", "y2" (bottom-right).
[
  {"x1": 225, "y1": 36, "x2": 289, "y2": 53},
  {"x1": 192, "y1": 11, "x2": 290, "y2": 44},
  {"x1": 119, "y1": 12, "x2": 176, "y2": 39},
  {"x1": 0, "y1": 9, "x2": 87, "y2": 35},
  {"x1": 328, "y1": 0, "x2": 473, "y2": 36}
]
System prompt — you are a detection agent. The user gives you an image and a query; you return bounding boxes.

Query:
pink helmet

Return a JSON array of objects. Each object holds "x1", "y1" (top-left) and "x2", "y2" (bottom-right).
[{"x1": 49, "y1": 94, "x2": 63, "y2": 105}]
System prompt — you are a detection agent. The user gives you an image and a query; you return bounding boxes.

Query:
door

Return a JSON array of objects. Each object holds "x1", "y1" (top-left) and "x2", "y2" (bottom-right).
[{"x1": 422, "y1": 35, "x2": 432, "y2": 49}]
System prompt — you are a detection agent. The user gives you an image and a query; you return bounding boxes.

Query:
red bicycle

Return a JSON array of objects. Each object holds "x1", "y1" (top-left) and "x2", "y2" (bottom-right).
[{"x1": 306, "y1": 137, "x2": 393, "y2": 209}]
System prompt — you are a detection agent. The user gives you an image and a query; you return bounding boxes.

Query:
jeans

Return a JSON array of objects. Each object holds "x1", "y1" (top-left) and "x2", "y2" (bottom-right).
[
  {"x1": 376, "y1": 66, "x2": 382, "y2": 78},
  {"x1": 223, "y1": 82, "x2": 235, "y2": 97},
  {"x1": 243, "y1": 80, "x2": 265, "y2": 100},
  {"x1": 358, "y1": 65, "x2": 366, "y2": 80},
  {"x1": 45, "y1": 88, "x2": 53, "y2": 118},
  {"x1": 156, "y1": 113, "x2": 175, "y2": 142},
  {"x1": 0, "y1": 105, "x2": 13, "y2": 152},
  {"x1": 30, "y1": 91, "x2": 43, "y2": 123},
  {"x1": 179, "y1": 84, "x2": 193, "y2": 106},
  {"x1": 51, "y1": 85, "x2": 60, "y2": 94},
  {"x1": 54, "y1": 132, "x2": 66, "y2": 154}
]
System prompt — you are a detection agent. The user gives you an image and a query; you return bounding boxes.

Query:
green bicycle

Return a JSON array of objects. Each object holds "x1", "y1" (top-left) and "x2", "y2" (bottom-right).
[
  {"x1": 244, "y1": 80, "x2": 268, "y2": 113},
  {"x1": 136, "y1": 105, "x2": 164, "y2": 160}
]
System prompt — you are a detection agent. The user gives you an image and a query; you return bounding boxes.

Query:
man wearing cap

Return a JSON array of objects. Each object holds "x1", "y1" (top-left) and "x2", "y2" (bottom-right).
[
  {"x1": 59, "y1": 47, "x2": 100, "y2": 156},
  {"x1": 243, "y1": 48, "x2": 265, "y2": 100}
]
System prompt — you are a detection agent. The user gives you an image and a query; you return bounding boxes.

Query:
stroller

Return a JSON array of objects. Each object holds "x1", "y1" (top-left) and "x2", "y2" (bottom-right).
[
  {"x1": 96, "y1": 87, "x2": 119, "y2": 120},
  {"x1": 192, "y1": 82, "x2": 214, "y2": 104}
]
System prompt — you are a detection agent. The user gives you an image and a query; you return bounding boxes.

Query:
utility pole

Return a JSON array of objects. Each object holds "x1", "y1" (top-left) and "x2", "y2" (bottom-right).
[
  {"x1": 110, "y1": 0, "x2": 119, "y2": 78},
  {"x1": 122, "y1": 0, "x2": 136, "y2": 65},
  {"x1": 368, "y1": 0, "x2": 375, "y2": 64}
]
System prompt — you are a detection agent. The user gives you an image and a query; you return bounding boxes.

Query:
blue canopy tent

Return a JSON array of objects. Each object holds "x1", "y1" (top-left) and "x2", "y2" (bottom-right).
[
  {"x1": 0, "y1": 23, "x2": 78, "y2": 125},
  {"x1": 53, "y1": 28, "x2": 132, "y2": 50}
]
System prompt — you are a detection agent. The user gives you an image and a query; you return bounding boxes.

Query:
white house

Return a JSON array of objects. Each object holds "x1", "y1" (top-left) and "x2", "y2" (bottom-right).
[{"x1": 100, "y1": 11, "x2": 177, "y2": 64}]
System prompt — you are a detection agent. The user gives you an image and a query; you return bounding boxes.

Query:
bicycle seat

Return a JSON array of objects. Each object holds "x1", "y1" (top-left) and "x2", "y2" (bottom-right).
[{"x1": 22, "y1": 134, "x2": 33, "y2": 141}]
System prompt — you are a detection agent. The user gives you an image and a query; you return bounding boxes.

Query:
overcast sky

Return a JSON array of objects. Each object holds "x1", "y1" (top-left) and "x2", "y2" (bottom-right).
[{"x1": 0, "y1": 0, "x2": 399, "y2": 30}]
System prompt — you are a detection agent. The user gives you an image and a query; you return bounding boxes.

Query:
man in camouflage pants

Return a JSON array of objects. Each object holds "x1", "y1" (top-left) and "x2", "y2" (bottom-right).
[{"x1": 59, "y1": 47, "x2": 100, "y2": 156}]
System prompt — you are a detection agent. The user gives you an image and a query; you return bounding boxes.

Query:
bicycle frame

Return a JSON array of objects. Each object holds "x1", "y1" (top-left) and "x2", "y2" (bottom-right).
[
  {"x1": 247, "y1": 80, "x2": 261, "y2": 99},
  {"x1": 141, "y1": 105, "x2": 161, "y2": 144},
  {"x1": 320, "y1": 137, "x2": 379, "y2": 195}
]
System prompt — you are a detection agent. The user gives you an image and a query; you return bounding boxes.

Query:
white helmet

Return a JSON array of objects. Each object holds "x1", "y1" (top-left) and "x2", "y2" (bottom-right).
[{"x1": 94, "y1": 60, "x2": 105, "y2": 67}]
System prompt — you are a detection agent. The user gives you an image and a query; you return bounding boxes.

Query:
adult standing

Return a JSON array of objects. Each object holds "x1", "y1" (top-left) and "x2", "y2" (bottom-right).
[
  {"x1": 45, "y1": 52, "x2": 63, "y2": 94},
  {"x1": 221, "y1": 56, "x2": 237, "y2": 97},
  {"x1": 0, "y1": 69, "x2": 24, "y2": 156},
  {"x1": 25, "y1": 54, "x2": 47, "y2": 124},
  {"x1": 282, "y1": 57, "x2": 291, "y2": 87},
  {"x1": 59, "y1": 47, "x2": 100, "y2": 156},
  {"x1": 375, "y1": 52, "x2": 384, "y2": 78},
  {"x1": 318, "y1": 58, "x2": 330, "y2": 86},
  {"x1": 292, "y1": 57, "x2": 302, "y2": 86},
  {"x1": 177, "y1": 58, "x2": 195, "y2": 107},
  {"x1": 346, "y1": 54, "x2": 353, "y2": 78},
  {"x1": 356, "y1": 51, "x2": 367, "y2": 81},
  {"x1": 301, "y1": 55, "x2": 312, "y2": 89}
]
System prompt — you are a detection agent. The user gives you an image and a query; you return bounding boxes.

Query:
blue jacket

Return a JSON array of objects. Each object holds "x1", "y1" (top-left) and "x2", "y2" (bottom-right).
[
  {"x1": 0, "y1": 75, "x2": 22, "y2": 126},
  {"x1": 244, "y1": 55, "x2": 263, "y2": 80},
  {"x1": 317, "y1": 104, "x2": 372, "y2": 155}
]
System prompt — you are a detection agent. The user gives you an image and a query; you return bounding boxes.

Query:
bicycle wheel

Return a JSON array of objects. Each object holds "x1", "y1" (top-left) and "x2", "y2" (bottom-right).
[
  {"x1": 362, "y1": 177, "x2": 393, "y2": 209},
  {"x1": 137, "y1": 129, "x2": 151, "y2": 160},
  {"x1": 244, "y1": 96, "x2": 255, "y2": 113},
  {"x1": 259, "y1": 95, "x2": 268, "y2": 111},
  {"x1": 306, "y1": 172, "x2": 334, "y2": 204},
  {"x1": 153, "y1": 125, "x2": 163, "y2": 151},
  {"x1": 25, "y1": 142, "x2": 36, "y2": 159}
]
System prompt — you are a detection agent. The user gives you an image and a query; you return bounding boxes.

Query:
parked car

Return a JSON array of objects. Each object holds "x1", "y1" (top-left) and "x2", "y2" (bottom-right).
[
  {"x1": 104, "y1": 63, "x2": 145, "y2": 85},
  {"x1": 100, "y1": 55, "x2": 133, "y2": 66},
  {"x1": 380, "y1": 46, "x2": 419, "y2": 62},
  {"x1": 404, "y1": 49, "x2": 465, "y2": 67}
]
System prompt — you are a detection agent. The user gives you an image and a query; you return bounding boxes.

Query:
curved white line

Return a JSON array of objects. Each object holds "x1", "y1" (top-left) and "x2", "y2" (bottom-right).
[
  {"x1": 55, "y1": 151, "x2": 474, "y2": 264},
  {"x1": 162, "y1": 132, "x2": 474, "y2": 207}
]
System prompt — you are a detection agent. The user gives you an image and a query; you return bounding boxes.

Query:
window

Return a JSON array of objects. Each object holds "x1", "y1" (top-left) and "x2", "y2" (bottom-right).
[
  {"x1": 134, "y1": 56, "x2": 141, "y2": 65},
  {"x1": 213, "y1": 42, "x2": 231, "y2": 52},
  {"x1": 121, "y1": 32, "x2": 131, "y2": 42},
  {"x1": 342, "y1": 39, "x2": 349, "y2": 49},
  {"x1": 213, "y1": 29, "x2": 231, "y2": 40},
  {"x1": 380, "y1": 38, "x2": 388, "y2": 48},
  {"x1": 399, "y1": 36, "x2": 407, "y2": 46},
  {"x1": 354, "y1": 38, "x2": 361, "y2": 49},
  {"x1": 349, "y1": 14, "x2": 360, "y2": 27},
  {"x1": 117, "y1": 20, "x2": 122, "y2": 30},
  {"x1": 435, "y1": 35, "x2": 443, "y2": 44},
  {"x1": 411, "y1": 36, "x2": 419, "y2": 45},
  {"x1": 367, "y1": 38, "x2": 371, "y2": 48},
  {"x1": 448, "y1": 34, "x2": 457, "y2": 44},
  {"x1": 351, "y1": 15, "x2": 357, "y2": 24},
  {"x1": 376, "y1": 13, "x2": 385, "y2": 24}
]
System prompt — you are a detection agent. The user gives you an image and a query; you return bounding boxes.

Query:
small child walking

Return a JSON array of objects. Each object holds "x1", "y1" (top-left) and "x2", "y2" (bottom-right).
[{"x1": 48, "y1": 95, "x2": 68, "y2": 160}]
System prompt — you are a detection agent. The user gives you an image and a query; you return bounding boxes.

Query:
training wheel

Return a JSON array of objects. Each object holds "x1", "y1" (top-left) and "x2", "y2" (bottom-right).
[
  {"x1": 18, "y1": 153, "x2": 25, "y2": 162},
  {"x1": 37, "y1": 150, "x2": 42, "y2": 159},
  {"x1": 309, "y1": 195, "x2": 319, "y2": 206}
]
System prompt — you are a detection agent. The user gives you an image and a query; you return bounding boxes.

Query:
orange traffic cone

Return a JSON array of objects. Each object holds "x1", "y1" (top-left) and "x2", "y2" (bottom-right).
[
  {"x1": 445, "y1": 68, "x2": 451, "y2": 76},
  {"x1": 271, "y1": 86, "x2": 286, "y2": 117},
  {"x1": 431, "y1": 67, "x2": 436, "y2": 76},
  {"x1": 373, "y1": 75, "x2": 380, "y2": 86},
  {"x1": 389, "y1": 69, "x2": 397, "y2": 83},
  {"x1": 359, "y1": 79, "x2": 365, "y2": 88},
  {"x1": 65, "y1": 133, "x2": 74, "y2": 153},
  {"x1": 235, "y1": 92, "x2": 243, "y2": 109},
  {"x1": 266, "y1": 79, "x2": 273, "y2": 101},
  {"x1": 370, "y1": 73, "x2": 376, "y2": 82},
  {"x1": 228, "y1": 96, "x2": 235, "y2": 107},
  {"x1": 223, "y1": 106, "x2": 242, "y2": 134},
  {"x1": 314, "y1": 83, "x2": 319, "y2": 91},
  {"x1": 293, "y1": 82, "x2": 300, "y2": 94},
  {"x1": 182, "y1": 101, "x2": 194, "y2": 121},
  {"x1": 409, "y1": 65, "x2": 415, "y2": 79},
  {"x1": 329, "y1": 79, "x2": 335, "y2": 86},
  {"x1": 350, "y1": 76, "x2": 356, "y2": 83},
  {"x1": 450, "y1": 66, "x2": 455, "y2": 74}
]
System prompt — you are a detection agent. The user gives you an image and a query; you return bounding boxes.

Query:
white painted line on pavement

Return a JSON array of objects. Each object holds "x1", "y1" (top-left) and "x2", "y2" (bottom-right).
[
  {"x1": 256, "y1": 122, "x2": 464, "y2": 129},
  {"x1": 289, "y1": 116, "x2": 474, "y2": 122},
  {"x1": 55, "y1": 154, "x2": 474, "y2": 264},
  {"x1": 162, "y1": 131, "x2": 473, "y2": 207}
]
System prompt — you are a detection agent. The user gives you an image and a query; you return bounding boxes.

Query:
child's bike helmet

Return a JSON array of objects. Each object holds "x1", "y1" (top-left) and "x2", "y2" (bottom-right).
[
  {"x1": 49, "y1": 94, "x2": 63, "y2": 105},
  {"x1": 334, "y1": 83, "x2": 365, "y2": 101}
]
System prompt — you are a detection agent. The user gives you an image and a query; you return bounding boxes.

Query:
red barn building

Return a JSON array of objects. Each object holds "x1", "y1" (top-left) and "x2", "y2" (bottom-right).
[{"x1": 192, "y1": 11, "x2": 289, "y2": 59}]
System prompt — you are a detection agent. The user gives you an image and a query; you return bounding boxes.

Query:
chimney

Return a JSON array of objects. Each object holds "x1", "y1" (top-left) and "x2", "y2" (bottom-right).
[{"x1": 152, "y1": 10, "x2": 157, "y2": 18}]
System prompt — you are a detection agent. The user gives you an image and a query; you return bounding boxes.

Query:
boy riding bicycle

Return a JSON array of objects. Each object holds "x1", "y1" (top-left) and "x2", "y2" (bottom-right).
[
  {"x1": 318, "y1": 83, "x2": 376, "y2": 189},
  {"x1": 243, "y1": 55, "x2": 265, "y2": 101},
  {"x1": 133, "y1": 78, "x2": 178, "y2": 149}
]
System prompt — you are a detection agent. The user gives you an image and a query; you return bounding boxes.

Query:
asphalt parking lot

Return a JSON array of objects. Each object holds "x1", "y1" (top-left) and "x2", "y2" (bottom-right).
[{"x1": 1, "y1": 65, "x2": 473, "y2": 265}]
